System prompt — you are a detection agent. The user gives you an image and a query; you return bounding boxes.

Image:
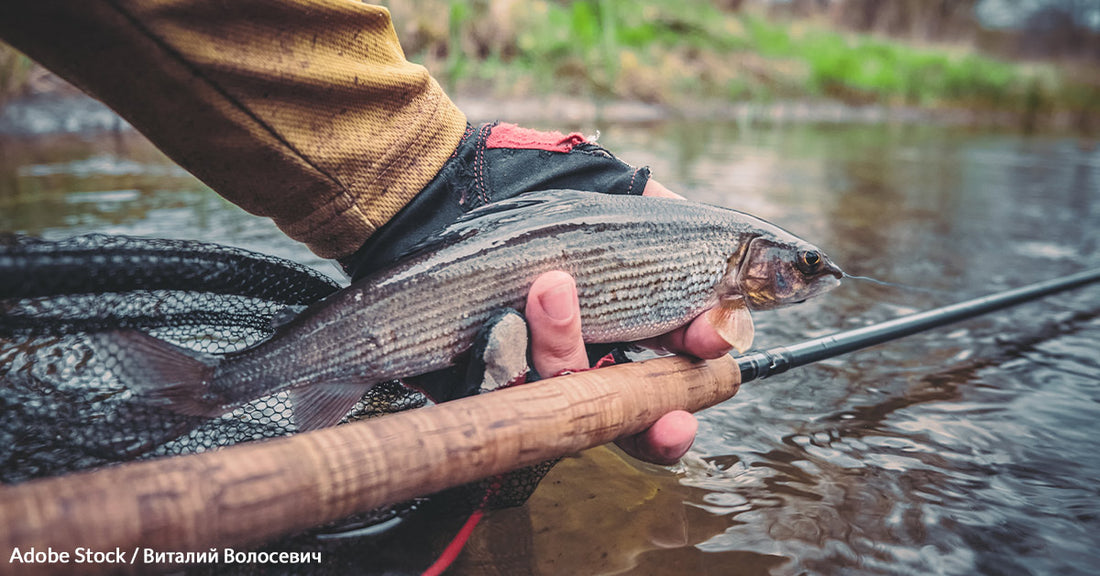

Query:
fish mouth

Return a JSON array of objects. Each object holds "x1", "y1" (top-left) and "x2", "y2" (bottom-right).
[{"x1": 826, "y1": 261, "x2": 845, "y2": 280}]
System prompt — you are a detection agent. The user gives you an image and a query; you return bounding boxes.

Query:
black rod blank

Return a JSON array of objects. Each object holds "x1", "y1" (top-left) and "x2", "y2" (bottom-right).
[{"x1": 735, "y1": 267, "x2": 1100, "y2": 382}]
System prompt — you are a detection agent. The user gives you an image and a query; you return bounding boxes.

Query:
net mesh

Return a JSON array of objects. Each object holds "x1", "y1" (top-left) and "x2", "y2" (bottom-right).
[
  {"x1": 0, "y1": 233, "x2": 549, "y2": 572},
  {"x1": 1, "y1": 233, "x2": 356, "y2": 480}
]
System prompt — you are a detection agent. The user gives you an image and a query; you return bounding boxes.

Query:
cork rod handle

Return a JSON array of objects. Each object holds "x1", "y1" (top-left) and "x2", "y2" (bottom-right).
[{"x1": 0, "y1": 354, "x2": 741, "y2": 575}]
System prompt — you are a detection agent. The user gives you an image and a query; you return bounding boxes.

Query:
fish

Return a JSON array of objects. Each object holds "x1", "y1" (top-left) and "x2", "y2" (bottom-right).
[{"x1": 95, "y1": 190, "x2": 843, "y2": 431}]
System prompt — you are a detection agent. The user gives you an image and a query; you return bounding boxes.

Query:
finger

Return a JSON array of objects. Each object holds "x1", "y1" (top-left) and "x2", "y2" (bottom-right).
[
  {"x1": 639, "y1": 179, "x2": 734, "y2": 359},
  {"x1": 615, "y1": 410, "x2": 698, "y2": 465},
  {"x1": 526, "y1": 271, "x2": 589, "y2": 376},
  {"x1": 642, "y1": 179, "x2": 684, "y2": 199},
  {"x1": 595, "y1": 179, "x2": 704, "y2": 463},
  {"x1": 639, "y1": 315, "x2": 734, "y2": 360}
]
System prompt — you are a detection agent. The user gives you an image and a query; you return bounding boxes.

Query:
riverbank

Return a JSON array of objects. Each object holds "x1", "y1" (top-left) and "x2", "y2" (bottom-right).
[
  {"x1": 2, "y1": 2, "x2": 1098, "y2": 134},
  {"x1": 392, "y1": 0, "x2": 1099, "y2": 133},
  {"x1": 0, "y1": 90, "x2": 1086, "y2": 138}
]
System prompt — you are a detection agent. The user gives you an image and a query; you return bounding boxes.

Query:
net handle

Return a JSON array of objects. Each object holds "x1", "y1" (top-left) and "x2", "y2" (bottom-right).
[{"x1": 0, "y1": 354, "x2": 740, "y2": 574}]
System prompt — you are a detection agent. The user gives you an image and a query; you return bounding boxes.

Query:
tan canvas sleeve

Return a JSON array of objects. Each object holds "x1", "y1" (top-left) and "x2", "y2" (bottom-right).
[{"x1": 0, "y1": 0, "x2": 468, "y2": 258}]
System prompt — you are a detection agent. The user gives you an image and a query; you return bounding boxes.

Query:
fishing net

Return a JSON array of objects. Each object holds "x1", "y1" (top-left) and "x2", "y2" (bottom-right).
[{"x1": 0, "y1": 233, "x2": 550, "y2": 573}]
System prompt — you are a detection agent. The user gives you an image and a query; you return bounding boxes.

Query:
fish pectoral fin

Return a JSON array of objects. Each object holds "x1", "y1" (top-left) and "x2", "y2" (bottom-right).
[
  {"x1": 90, "y1": 330, "x2": 224, "y2": 417},
  {"x1": 290, "y1": 380, "x2": 375, "y2": 431},
  {"x1": 704, "y1": 297, "x2": 755, "y2": 353}
]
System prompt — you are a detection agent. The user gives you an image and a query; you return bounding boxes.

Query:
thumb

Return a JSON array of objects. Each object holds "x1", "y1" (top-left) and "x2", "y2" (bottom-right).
[{"x1": 525, "y1": 271, "x2": 589, "y2": 377}]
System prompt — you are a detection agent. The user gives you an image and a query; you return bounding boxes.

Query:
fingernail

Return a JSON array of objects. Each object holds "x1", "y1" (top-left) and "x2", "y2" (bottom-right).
[{"x1": 538, "y1": 278, "x2": 576, "y2": 322}]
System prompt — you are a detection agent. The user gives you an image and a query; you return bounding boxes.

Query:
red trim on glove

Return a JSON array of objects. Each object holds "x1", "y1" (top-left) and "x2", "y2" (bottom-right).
[{"x1": 486, "y1": 123, "x2": 589, "y2": 153}]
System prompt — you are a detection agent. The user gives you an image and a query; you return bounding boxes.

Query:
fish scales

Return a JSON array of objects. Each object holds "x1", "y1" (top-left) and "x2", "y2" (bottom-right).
[
  {"x1": 100, "y1": 190, "x2": 843, "y2": 430},
  {"x1": 216, "y1": 215, "x2": 734, "y2": 399}
]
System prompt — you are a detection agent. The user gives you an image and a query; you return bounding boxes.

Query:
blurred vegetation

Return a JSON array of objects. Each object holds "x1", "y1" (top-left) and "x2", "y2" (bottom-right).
[
  {"x1": 0, "y1": 46, "x2": 34, "y2": 104},
  {"x1": 2, "y1": 0, "x2": 1098, "y2": 127},
  {"x1": 381, "y1": 0, "x2": 1100, "y2": 126}
]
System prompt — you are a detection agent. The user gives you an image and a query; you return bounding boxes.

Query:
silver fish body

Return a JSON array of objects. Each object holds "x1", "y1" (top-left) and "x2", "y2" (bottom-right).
[{"x1": 105, "y1": 190, "x2": 842, "y2": 429}]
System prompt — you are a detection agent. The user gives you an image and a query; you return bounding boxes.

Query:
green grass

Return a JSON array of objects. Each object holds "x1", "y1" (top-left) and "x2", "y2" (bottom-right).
[
  {"x1": 400, "y1": 0, "x2": 1099, "y2": 126},
  {"x1": 3, "y1": 0, "x2": 1098, "y2": 127},
  {"x1": 740, "y1": 15, "x2": 1028, "y2": 109},
  {"x1": 0, "y1": 45, "x2": 35, "y2": 103}
]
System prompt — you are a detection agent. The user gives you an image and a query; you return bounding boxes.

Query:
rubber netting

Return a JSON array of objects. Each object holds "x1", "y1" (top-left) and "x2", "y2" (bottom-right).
[{"x1": 0, "y1": 233, "x2": 554, "y2": 574}]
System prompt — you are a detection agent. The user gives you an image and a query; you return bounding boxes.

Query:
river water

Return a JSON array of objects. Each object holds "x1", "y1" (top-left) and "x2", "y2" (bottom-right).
[{"x1": 2, "y1": 110, "x2": 1098, "y2": 575}]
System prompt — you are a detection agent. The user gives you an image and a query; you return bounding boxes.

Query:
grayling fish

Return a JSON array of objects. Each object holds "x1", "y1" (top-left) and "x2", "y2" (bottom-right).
[{"x1": 97, "y1": 190, "x2": 843, "y2": 430}]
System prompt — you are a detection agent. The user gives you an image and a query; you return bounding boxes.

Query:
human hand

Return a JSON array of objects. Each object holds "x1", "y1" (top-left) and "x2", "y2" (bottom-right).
[
  {"x1": 342, "y1": 124, "x2": 735, "y2": 463},
  {"x1": 526, "y1": 266, "x2": 725, "y2": 466},
  {"x1": 637, "y1": 179, "x2": 736, "y2": 360},
  {"x1": 522, "y1": 180, "x2": 735, "y2": 465}
]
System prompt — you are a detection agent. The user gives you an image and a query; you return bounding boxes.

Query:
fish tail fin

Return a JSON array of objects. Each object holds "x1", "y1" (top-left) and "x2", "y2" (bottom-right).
[{"x1": 91, "y1": 330, "x2": 226, "y2": 418}]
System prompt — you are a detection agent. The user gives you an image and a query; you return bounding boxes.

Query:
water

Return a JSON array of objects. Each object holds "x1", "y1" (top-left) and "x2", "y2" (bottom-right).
[{"x1": 2, "y1": 114, "x2": 1099, "y2": 575}]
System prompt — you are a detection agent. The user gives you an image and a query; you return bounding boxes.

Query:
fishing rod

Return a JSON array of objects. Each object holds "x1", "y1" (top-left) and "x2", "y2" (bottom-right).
[
  {"x1": 736, "y1": 266, "x2": 1100, "y2": 382},
  {"x1": 1, "y1": 267, "x2": 1098, "y2": 576}
]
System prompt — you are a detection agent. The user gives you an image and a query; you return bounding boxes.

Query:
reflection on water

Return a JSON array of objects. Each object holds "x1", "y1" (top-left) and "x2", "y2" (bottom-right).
[
  {"x1": 2, "y1": 119, "x2": 1099, "y2": 575},
  {"x1": 0, "y1": 132, "x2": 332, "y2": 275}
]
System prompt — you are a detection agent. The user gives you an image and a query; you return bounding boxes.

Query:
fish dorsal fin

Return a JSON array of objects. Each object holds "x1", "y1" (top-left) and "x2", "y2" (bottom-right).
[
  {"x1": 704, "y1": 297, "x2": 755, "y2": 353},
  {"x1": 451, "y1": 189, "x2": 602, "y2": 226},
  {"x1": 392, "y1": 190, "x2": 593, "y2": 262},
  {"x1": 390, "y1": 227, "x2": 477, "y2": 264},
  {"x1": 290, "y1": 380, "x2": 375, "y2": 431},
  {"x1": 452, "y1": 194, "x2": 555, "y2": 224}
]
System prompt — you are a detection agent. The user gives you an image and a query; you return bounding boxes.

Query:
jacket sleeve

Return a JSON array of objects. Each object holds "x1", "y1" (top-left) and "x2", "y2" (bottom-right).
[{"x1": 0, "y1": 0, "x2": 468, "y2": 258}]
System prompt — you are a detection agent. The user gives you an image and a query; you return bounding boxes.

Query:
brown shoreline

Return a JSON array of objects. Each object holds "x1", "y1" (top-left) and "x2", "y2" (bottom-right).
[{"x1": 0, "y1": 90, "x2": 1091, "y2": 137}]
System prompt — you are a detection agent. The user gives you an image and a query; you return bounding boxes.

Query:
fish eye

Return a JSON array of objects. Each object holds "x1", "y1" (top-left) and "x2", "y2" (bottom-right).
[
  {"x1": 799, "y1": 250, "x2": 821, "y2": 272},
  {"x1": 800, "y1": 249, "x2": 818, "y2": 270}
]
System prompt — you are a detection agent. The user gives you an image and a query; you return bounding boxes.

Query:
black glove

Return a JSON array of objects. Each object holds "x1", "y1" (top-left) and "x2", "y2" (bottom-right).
[{"x1": 340, "y1": 122, "x2": 650, "y2": 280}]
